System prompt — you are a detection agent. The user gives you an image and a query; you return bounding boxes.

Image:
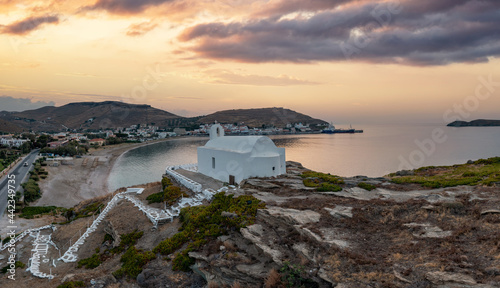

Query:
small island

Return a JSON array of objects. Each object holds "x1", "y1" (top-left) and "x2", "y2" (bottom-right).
[{"x1": 447, "y1": 119, "x2": 500, "y2": 127}]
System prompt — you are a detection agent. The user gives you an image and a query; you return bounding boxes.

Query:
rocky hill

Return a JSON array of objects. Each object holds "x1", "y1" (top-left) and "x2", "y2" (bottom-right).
[
  {"x1": 197, "y1": 107, "x2": 328, "y2": 128},
  {"x1": 0, "y1": 103, "x2": 328, "y2": 132},
  {"x1": 0, "y1": 101, "x2": 182, "y2": 132},
  {"x1": 447, "y1": 119, "x2": 500, "y2": 127}
]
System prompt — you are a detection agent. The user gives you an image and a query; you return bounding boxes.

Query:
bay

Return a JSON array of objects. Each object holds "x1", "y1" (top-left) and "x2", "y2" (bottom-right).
[{"x1": 108, "y1": 124, "x2": 500, "y2": 191}]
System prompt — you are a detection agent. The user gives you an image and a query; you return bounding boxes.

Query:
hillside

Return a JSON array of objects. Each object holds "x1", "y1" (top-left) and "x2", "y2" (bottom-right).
[
  {"x1": 0, "y1": 117, "x2": 24, "y2": 133},
  {"x1": 0, "y1": 103, "x2": 329, "y2": 132},
  {"x1": 447, "y1": 119, "x2": 500, "y2": 127},
  {"x1": 0, "y1": 101, "x2": 182, "y2": 132},
  {"x1": 2, "y1": 159, "x2": 500, "y2": 287},
  {"x1": 197, "y1": 107, "x2": 328, "y2": 128}
]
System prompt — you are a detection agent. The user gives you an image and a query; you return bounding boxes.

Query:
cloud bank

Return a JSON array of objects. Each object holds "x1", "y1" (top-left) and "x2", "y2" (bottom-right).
[
  {"x1": 179, "y1": 0, "x2": 500, "y2": 65},
  {"x1": 0, "y1": 96, "x2": 55, "y2": 112}
]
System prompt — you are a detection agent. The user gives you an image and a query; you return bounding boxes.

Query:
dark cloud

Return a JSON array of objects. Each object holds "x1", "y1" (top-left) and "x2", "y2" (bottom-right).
[
  {"x1": 180, "y1": 0, "x2": 500, "y2": 65},
  {"x1": 0, "y1": 96, "x2": 55, "y2": 112},
  {"x1": 0, "y1": 14, "x2": 59, "y2": 35},
  {"x1": 85, "y1": 0, "x2": 174, "y2": 14}
]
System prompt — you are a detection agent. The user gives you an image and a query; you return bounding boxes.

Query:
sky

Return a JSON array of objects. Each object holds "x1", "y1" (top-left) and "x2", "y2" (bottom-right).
[{"x1": 0, "y1": 0, "x2": 499, "y2": 124}]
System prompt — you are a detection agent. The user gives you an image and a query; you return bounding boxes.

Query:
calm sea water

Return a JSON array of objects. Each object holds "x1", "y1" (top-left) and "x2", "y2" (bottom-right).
[{"x1": 108, "y1": 124, "x2": 500, "y2": 191}]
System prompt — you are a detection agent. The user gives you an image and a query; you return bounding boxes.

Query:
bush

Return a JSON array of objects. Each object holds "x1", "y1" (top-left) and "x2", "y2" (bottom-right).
[
  {"x1": 358, "y1": 182, "x2": 377, "y2": 191},
  {"x1": 316, "y1": 183, "x2": 342, "y2": 192},
  {"x1": 57, "y1": 281, "x2": 85, "y2": 288},
  {"x1": 161, "y1": 177, "x2": 172, "y2": 189},
  {"x1": 111, "y1": 230, "x2": 144, "y2": 254},
  {"x1": 280, "y1": 261, "x2": 318, "y2": 288},
  {"x1": 153, "y1": 193, "x2": 265, "y2": 272},
  {"x1": 113, "y1": 246, "x2": 155, "y2": 279},
  {"x1": 77, "y1": 252, "x2": 101, "y2": 269},
  {"x1": 1, "y1": 261, "x2": 25, "y2": 273},
  {"x1": 146, "y1": 185, "x2": 187, "y2": 205},
  {"x1": 20, "y1": 206, "x2": 62, "y2": 219}
]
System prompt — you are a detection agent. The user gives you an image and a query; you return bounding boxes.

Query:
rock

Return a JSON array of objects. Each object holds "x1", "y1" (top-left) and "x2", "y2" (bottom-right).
[
  {"x1": 189, "y1": 252, "x2": 209, "y2": 262},
  {"x1": 265, "y1": 206, "x2": 321, "y2": 225},
  {"x1": 235, "y1": 262, "x2": 269, "y2": 279},
  {"x1": 244, "y1": 179, "x2": 281, "y2": 189},
  {"x1": 404, "y1": 223, "x2": 452, "y2": 238},
  {"x1": 484, "y1": 266, "x2": 500, "y2": 276},
  {"x1": 317, "y1": 268, "x2": 337, "y2": 285},
  {"x1": 324, "y1": 206, "x2": 353, "y2": 218},
  {"x1": 426, "y1": 271, "x2": 476, "y2": 285},
  {"x1": 61, "y1": 274, "x2": 76, "y2": 283},
  {"x1": 241, "y1": 225, "x2": 283, "y2": 264},
  {"x1": 103, "y1": 220, "x2": 120, "y2": 248},
  {"x1": 221, "y1": 211, "x2": 238, "y2": 218},
  {"x1": 137, "y1": 271, "x2": 146, "y2": 286},
  {"x1": 396, "y1": 170, "x2": 414, "y2": 176},
  {"x1": 481, "y1": 209, "x2": 500, "y2": 216}
]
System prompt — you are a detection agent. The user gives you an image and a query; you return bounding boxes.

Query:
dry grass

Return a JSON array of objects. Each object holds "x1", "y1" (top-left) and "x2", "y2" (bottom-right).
[{"x1": 264, "y1": 268, "x2": 284, "y2": 288}]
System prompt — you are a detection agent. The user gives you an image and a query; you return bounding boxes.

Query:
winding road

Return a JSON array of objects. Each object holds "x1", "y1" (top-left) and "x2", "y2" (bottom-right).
[{"x1": 0, "y1": 149, "x2": 40, "y2": 217}]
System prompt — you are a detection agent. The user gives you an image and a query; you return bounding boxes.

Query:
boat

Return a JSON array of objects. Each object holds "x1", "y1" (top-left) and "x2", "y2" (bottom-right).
[{"x1": 321, "y1": 123, "x2": 362, "y2": 134}]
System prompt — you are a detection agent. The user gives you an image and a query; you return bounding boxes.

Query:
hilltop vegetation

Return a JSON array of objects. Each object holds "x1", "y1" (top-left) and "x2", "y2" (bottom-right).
[{"x1": 390, "y1": 157, "x2": 500, "y2": 188}]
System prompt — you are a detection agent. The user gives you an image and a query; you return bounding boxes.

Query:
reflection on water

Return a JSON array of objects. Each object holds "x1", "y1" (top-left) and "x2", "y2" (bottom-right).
[{"x1": 108, "y1": 125, "x2": 500, "y2": 191}]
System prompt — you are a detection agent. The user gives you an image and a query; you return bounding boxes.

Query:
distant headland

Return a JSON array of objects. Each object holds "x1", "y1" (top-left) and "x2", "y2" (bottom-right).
[{"x1": 447, "y1": 119, "x2": 500, "y2": 127}]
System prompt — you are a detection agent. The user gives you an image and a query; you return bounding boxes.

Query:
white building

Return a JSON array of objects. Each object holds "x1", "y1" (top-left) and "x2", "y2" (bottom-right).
[{"x1": 197, "y1": 124, "x2": 286, "y2": 184}]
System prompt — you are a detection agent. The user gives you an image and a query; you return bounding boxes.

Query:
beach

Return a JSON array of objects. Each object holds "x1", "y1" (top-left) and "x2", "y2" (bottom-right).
[{"x1": 34, "y1": 140, "x2": 170, "y2": 208}]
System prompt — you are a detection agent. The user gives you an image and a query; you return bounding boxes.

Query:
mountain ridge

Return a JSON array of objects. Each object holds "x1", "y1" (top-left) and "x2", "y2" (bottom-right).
[{"x1": 0, "y1": 101, "x2": 327, "y2": 132}]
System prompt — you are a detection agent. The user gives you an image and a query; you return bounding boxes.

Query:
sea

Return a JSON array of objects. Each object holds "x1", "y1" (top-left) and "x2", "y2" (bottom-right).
[{"x1": 107, "y1": 124, "x2": 500, "y2": 192}]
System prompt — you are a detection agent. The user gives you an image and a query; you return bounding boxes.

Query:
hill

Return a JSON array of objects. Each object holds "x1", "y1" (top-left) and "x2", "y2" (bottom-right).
[
  {"x1": 0, "y1": 102, "x2": 328, "y2": 132},
  {"x1": 447, "y1": 119, "x2": 500, "y2": 127},
  {"x1": 197, "y1": 107, "x2": 328, "y2": 128},
  {"x1": 0, "y1": 116, "x2": 24, "y2": 133},
  {"x1": 0, "y1": 101, "x2": 182, "y2": 132}
]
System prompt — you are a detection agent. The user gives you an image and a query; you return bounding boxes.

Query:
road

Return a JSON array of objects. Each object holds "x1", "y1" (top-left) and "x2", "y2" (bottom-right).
[{"x1": 0, "y1": 149, "x2": 40, "y2": 217}]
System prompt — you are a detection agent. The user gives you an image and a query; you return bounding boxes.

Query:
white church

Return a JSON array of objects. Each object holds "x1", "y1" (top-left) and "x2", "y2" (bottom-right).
[{"x1": 197, "y1": 124, "x2": 286, "y2": 184}]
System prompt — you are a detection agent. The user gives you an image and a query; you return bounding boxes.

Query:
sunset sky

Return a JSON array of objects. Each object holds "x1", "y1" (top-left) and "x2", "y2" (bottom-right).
[{"x1": 0, "y1": 0, "x2": 499, "y2": 124}]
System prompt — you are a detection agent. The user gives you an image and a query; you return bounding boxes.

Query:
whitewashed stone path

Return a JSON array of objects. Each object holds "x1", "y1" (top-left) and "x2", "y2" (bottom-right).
[{"x1": 0, "y1": 164, "x2": 237, "y2": 279}]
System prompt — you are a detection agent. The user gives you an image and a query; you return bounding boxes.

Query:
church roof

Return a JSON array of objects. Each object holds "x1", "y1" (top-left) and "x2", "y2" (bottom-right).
[{"x1": 203, "y1": 136, "x2": 280, "y2": 155}]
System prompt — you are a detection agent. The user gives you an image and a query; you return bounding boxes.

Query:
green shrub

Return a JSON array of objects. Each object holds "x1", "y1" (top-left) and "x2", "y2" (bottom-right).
[
  {"x1": 161, "y1": 177, "x2": 172, "y2": 189},
  {"x1": 113, "y1": 246, "x2": 155, "y2": 279},
  {"x1": 20, "y1": 206, "x2": 62, "y2": 219},
  {"x1": 316, "y1": 183, "x2": 342, "y2": 192},
  {"x1": 147, "y1": 185, "x2": 187, "y2": 205},
  {"x1": 303, "y1": 178, "x2": 320, "y2": 187},
  {"x1": 77, "y1": 252, "x2": 101, "y2": 269},
  {"x1": 111, "y1": 230, "x2": 144, "y2": 254},
  {"x1": 172, "y1": 250, "x2": 195, "y2": 271},
  {"x1": 358, "y1": 182, "x2": 377, "y2": 191},
  {"x1": 153, "y1": 193, "x2": 265, "y2": 272},
  {"x1": 57, "y1": 281, "x2": 85, "y2": 288},
  {"x1": 1, "y1": 261, "x2": 25, "y2": 273},
  {"x1": 280, "y1": 261, "x2": 318, "y2": 288},
  {"x1": 301, "y1": 171, "x2": 344, "y2": 184}
]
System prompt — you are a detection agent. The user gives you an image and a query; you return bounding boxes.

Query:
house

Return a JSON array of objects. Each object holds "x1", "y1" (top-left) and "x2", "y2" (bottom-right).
[
  {"x1": 197, "y1": 123, "x2": 286, "y2": 184},
  {"x1": 0, "y1": 136, "x2": 28, "y2": 148},
  {"x1": 48, "y1": 140, "x2": 68, "y2": 148},
  {"x1": 173, "y1": 128, "x2": 187, "y2": 135},
  {"x1": 89, "y1": 138, "x2": 106, "y2": 146}
]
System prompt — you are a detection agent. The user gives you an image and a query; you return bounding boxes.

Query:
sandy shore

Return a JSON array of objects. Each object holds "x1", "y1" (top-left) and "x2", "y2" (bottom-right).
[{"x1": 34, "y1": 139, "x2": 169, "y2": 208}]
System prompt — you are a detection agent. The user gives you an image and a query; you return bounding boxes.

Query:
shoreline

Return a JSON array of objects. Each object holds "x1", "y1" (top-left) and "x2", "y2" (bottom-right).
[{"x1": 34, "y1": 138, "x2": 175, "y2": 208}]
